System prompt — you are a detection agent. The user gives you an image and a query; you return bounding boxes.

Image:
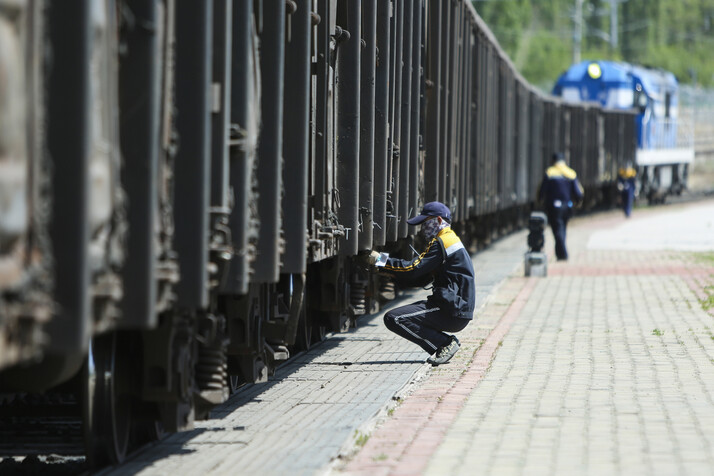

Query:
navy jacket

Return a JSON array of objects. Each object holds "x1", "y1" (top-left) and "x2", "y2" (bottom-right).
[
  {"x1": 539, "y1": 160, "x2": 584, "y2": 210},
  {"x1": 381, "y1": 228, "x2": 475, "y2": 319}
]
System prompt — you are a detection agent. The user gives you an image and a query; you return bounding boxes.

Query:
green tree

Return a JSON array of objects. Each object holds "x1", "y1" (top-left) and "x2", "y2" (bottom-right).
[
  {"x1": 473, "y1": 0, "x2": 533, "y2": 57},
  {"x1": 472, "y1": 0, "x2": 714, "y2": 87}
]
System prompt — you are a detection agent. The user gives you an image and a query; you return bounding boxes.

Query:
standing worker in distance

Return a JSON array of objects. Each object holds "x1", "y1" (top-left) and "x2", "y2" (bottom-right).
[
  {"x1": 617, "y1": 164, "x2": 637, "y2": 218},
  {"x1": 538, "y1": 152, "x2": 584, "y2": 261},
  {"x1": 364, "y1": 202, "x2": 476, "y2": 366}
]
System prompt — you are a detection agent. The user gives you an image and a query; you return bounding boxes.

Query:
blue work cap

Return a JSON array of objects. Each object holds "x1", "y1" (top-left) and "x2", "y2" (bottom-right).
[{"x1": 407, "y1": 201, "x2": 452, "y2": 225}]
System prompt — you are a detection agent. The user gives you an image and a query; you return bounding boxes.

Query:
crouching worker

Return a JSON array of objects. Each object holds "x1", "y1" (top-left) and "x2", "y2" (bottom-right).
[{"x1": 364, "y1": 202, "x2": 476, "y2": 366}]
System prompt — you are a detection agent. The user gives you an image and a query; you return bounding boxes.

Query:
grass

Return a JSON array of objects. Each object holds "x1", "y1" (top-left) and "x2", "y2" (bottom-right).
[
  {"x1": 652, "y1": 328, "x2": 664, "y2": 336},
  {"x1": 691, "y1": 252, "x2": 714, "y2": 266},
  {"x1": 354, "y1": 430, "x2": 369, "y2": 447},
  {"x1": 700, "y1": 285, "x2": 714, "y2": 312},
  {"x1": 387, "y1": 396, "x2": 403, "y2": 417},
  {"x1": 681, "y1": 254, "x2": 714, "y2": 312},
  {"x1": 682, "y1": 253, "x2": 714, "y2": 313}
]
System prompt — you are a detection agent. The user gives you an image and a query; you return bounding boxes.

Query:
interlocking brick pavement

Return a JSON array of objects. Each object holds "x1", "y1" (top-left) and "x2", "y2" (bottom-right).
[{"x1": 338, "y1": 199, "x2": 714, "y2": 476}]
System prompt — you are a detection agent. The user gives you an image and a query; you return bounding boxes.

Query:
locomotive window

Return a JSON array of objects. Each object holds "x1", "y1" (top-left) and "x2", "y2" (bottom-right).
[{"x1": 608, "y1": 88, "x2": 634, "y2": 109}]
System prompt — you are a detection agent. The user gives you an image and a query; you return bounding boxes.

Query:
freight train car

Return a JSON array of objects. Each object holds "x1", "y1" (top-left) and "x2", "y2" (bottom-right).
[{"x1": 0, "y1": 0, "x2": 636, "y2": 466}]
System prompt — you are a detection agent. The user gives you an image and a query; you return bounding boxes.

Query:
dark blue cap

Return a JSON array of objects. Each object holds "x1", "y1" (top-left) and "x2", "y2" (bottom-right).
[{"x1": 407, "y1": 201, "x2": 452, "y2": 225}]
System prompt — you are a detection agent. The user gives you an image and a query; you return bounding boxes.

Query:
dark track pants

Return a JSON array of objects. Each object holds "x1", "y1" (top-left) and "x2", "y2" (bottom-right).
[
  {"x1": 383, "y1": 301, "x2": 470, "y2": 354},
  {"x1": 621, "y1": 189, "x2": 634, "y2": 217},
  {"x1": 546, "y1": 206, "x2": 571, "y2": 260}
]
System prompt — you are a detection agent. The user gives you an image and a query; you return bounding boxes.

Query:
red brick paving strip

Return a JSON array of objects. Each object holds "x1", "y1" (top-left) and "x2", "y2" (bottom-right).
[{"x1": 340, "y1": 277, "x2": 538, "y2": 476}]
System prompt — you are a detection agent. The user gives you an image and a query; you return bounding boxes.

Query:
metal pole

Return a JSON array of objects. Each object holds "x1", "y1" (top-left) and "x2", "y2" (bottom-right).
[
  {"x1": 225, "y1": 0, "x2": 256, "y2": 295},
  {"x1": 282, "y1": 0, "x2": 311, "y2": 273},
  {"x1": 254, "y1": 0, "x2": 286, "y2": 282},
  {"x1": 573, "y1": 0, "x2": 583, "y2": 64},
  {"x1": 424, "y1": 1, "x2": 441, "y2": 202},
  {"x1": 373, "y1": 0, "x2": 391, "y2": 246},
  {"x1": 336, "y1": 0, "x2": 361, "y2": 255},
  {"x1": 398, "y1": 0, "x2": 413, "y2": 238},
  {"x1": 173, "y1": 0, "x2": 213, "y2": 307},
  {"x1": 358, "y1": 0, "x2": 377, "y2": 251},
  {"x1": 610, "y1": 0, "x2": 619, "y2": 49}
]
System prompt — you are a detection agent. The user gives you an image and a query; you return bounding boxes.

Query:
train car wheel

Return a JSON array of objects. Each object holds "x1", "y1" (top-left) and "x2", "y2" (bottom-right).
[
  {"x1": 83, "y1": 332, "x2": 134, "y2": 466},
  {"x1": 294, "y1": 308, "x2": 312, "y2": 351},
  {"x1": 146, "y1": 421, "x2": 167, "y2": 442},
  {"x1": 311, "y1": 324, "x2": 327, "y2": 343},
  {"x1": 229, "y1": 375, "x2": 242, "y2": 394},
  {"x1": 291, "y1": 273, "x2": 314, "y2": 351},
  {"x1": 132, "y1": 417, "x2": 167, "y2": 447}
]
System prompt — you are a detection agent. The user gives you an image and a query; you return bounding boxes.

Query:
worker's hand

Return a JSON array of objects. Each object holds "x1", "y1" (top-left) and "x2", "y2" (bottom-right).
[
  {"x1": 357, "y1": 250, "x2": 382, "y2": 266},
  {"x1": 367, "y1": 250, "x2": 381, "y2": 265}
]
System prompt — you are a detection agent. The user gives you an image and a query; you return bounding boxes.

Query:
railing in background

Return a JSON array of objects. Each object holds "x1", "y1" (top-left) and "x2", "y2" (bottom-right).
[
  {"x1": 640, "y1": 118, "x2": 694, "y2": 150},
  {"x1": 680, "y1": 85, "x2": 714, "y2": 153}
]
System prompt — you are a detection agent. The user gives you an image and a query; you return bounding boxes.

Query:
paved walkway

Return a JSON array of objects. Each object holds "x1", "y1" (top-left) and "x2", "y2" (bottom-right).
[{"x1": 338, "y1": 198, "x2": 714, "y2": 476}]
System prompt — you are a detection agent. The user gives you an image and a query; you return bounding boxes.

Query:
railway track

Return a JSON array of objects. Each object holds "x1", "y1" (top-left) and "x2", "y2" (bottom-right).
[
  {"x1": 0, "y1": 332, "x2": 332, "y2": 474},
  {"x1": 0, "y1": 395, "x2": 87, "y2": 474}
]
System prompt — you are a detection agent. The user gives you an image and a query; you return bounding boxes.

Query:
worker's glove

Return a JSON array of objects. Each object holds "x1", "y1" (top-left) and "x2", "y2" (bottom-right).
[
  {"x1": 357, "y1": 250, "x2": 382, "y2": 266},
  {"x1": 367, "y1": 250, "x2": 381, "y2": 265}
]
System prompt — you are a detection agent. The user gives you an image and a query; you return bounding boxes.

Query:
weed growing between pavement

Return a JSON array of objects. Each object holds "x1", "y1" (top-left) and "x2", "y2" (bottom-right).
[
  {"x1": 354, "y1": 430, "x2": 369, "y2": 447},
  {"x1": 387, "y1": 396, "x2": 403, "y2": 417},
  {"x1": 691, "y1": 252, "x2": 714, "y2": 266},
  {"x1": 701, "y1": 285, "x2": 714, "y2": 311},
  {"x1": 675, "y1": 331, "x2": 685, "y2": 346},
  {"x1": 681, "y1": 253, "x2": 714, "y2": 315},
  {"x1": 652, "y1": 328, "x2": 664, "y2": 336}
]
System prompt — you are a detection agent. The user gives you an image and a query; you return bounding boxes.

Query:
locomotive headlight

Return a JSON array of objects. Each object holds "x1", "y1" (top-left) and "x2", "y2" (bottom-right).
[{"x1": 587, "y1": 62, "x2": 602, "y2": 79}]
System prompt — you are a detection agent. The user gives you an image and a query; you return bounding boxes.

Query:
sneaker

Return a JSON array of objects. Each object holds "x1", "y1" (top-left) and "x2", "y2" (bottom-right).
[{"x1": 427, "y1": 336, "x2": 460, "y2": 366}]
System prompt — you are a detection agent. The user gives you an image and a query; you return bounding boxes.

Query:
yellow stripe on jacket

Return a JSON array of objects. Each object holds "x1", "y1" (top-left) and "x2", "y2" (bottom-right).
[
  {"x1": 383, "y1": 236, "x2": 439, "y2": 272},
  {"x1": 438, "y1": 228, "x2": 464, "y2": 256},
  {"x1": 546, "y1": 161, "x2": 577, "y2": 180}
]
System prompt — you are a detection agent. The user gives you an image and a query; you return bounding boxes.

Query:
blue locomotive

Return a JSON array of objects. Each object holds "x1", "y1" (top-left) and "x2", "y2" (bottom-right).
[{"x1": 553, "y1": 60, "x2": 694, "y2": 203}]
